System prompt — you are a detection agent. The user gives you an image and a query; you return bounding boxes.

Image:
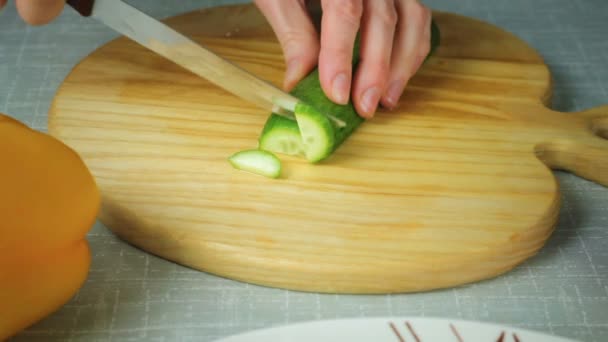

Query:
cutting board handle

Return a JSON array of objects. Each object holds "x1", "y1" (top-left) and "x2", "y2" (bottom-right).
[
  {"x1": 581, "y1": 106, "x2": 608, "y2": 139},
  {"x1": 536, "y1": 105, "x2": 608, "y2": 187}
]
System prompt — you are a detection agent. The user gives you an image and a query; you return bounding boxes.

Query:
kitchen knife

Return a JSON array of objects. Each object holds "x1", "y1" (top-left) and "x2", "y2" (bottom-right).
[{"x1": 66, "y1": 0, "x2": 345, "y2": 127}]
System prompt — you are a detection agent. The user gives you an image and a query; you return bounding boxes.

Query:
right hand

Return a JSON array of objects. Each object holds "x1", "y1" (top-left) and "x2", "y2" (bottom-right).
[{"x1": 0, "y1": 0, "x2": 65, "y2": 25}]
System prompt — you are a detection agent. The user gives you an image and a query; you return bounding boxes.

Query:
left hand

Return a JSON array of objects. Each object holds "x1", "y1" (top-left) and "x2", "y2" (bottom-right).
[{"x1": 255, "y1": 0, "x2": 433, "y2": 118}]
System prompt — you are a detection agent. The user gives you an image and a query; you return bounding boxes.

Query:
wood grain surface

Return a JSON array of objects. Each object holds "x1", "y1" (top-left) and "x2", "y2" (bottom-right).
[{"x1": 48, "y1": 4, "x2": 608, "y2": 294}]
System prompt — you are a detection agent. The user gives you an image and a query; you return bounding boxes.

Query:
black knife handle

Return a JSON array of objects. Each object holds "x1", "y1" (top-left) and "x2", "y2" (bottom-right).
[{"x1": 67, "y1": 0, "x2": 95, "y2": 16}]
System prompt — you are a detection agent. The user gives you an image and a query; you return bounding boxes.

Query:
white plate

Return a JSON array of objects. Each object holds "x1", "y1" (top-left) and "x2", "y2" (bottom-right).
[{"x1": 215, "y1": 317, "x2": 578, "y2": 342}]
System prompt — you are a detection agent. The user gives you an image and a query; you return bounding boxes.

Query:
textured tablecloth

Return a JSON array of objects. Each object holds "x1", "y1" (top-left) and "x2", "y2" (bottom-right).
[{"x1": 1, "y1": 0, "x2": 607, "y2": 341}]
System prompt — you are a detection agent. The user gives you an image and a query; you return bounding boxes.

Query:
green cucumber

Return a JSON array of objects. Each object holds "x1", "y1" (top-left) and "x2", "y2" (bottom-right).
[
  {"x1": 289, "y1": 62, "x2": 363, "y2": 160},
  {"x1": 259, "y1": 37, "x2": 363, "y2": 163},
  {"x1": 259, "y1": 20, "x2": 441, "y2": 163},
  {"x1": 228, "y1": 149, "x2": 282, "y2": 178}
]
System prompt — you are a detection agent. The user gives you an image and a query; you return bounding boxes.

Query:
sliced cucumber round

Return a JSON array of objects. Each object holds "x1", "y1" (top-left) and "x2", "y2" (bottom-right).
[
  {"x1": 258, "y1": 114, "x2": 305, "y2": 156},
  {"x1": 294, "y1": 103, "x2": 336, "y2": 163},
  {"x1": 228, "y1": 149, "x2": 282, "y2": 178}
]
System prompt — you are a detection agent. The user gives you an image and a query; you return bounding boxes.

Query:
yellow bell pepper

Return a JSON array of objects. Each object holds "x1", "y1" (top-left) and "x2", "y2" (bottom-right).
[{"x1": 0, "y1": 113, "x2": 100, "y2": 340}]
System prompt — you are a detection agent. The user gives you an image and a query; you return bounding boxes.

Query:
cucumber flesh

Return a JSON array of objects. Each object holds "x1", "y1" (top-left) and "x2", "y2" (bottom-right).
[
  {"x1": 228, "y1": 149, "x2": 281, "y2": 178},
  {"x1": 294, "y1": 103, "x2": 335, "y2": 163},
  {"x1": 258, "y1": 114, "x2": 305, "y2": 156},
  {"x1": 258, "y1": 105, "x2": 336, "y2": 163}
]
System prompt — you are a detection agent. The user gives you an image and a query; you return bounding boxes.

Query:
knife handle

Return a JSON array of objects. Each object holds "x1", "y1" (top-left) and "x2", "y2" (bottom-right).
[{"x1": 67, "y1": 0, "x2": 94, "y2": 16}]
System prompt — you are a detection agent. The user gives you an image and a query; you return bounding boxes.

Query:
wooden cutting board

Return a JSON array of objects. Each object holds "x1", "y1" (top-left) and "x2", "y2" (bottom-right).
[{"x1": 48, "y1": 4, "x2": 608, "y2": 294}]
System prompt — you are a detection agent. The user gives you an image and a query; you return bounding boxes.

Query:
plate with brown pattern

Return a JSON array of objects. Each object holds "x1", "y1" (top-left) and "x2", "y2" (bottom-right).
[{"x1": 215, "y1": 317, "x2": 578, "y2": 342}]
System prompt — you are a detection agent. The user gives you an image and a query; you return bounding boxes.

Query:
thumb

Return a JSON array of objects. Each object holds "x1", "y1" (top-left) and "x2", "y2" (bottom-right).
[{"x1": 254, "y1": 0, "x2": 320, "y2": 91}]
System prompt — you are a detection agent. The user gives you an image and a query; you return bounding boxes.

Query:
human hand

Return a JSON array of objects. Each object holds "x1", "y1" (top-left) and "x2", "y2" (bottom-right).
[
  {"x1": 0, "y1": 0, "x2": 65, "y2": 25},
  {"x1": 254, "y1": 0, "x2": 433, "y2": 119}
]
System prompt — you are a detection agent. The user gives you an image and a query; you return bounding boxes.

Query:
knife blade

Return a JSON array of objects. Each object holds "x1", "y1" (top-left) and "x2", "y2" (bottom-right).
[{"x1": 67, "y1": 0, "x2": 345, "y2": 127}]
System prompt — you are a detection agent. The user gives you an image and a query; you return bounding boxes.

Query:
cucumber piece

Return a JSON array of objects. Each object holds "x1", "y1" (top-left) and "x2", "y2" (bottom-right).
[
  {"x1": 228, "y1": 149, "x2": 282, "y2": 178},
  {"x1": 294, "y1": 102, "x2": 335, "y2": 163},
  {"x1": 259, "y1": 38, "x2": 363, "y2": 163},
  {"x1": 258, "y1": 114, "x2": 305, "y2": 157},
  {"x1": 290, "y1": 65, "x2": 364, "y2": 156},
  {"x1": 259, "y1": 19, "x2": 441, "y2": 163},
  {"x1": 258, "y1": 104, "x2": 336, "y2": 163}
]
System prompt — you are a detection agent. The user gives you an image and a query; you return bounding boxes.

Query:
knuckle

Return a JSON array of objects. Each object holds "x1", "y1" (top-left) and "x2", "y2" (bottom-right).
[
  {"x1": 279, "y1": 30, "x2": 317, "y2": 55},
  {"x1": 330, "y1": 0, "x2": 363, "y2": 24},
  {"x1": 409, "y1": 0, "x2": 430, "y2": 20},
  {"x1": 405, "y1": 1, "x2": 430, "y2": 18},
  {"x1": 364, "y1": 60, "x2": 391, "y2": 84},
  {"x1": 377, "y1": 3, "x2": 398, "y2": 27},
  {"x1": 320, "y1": 45, "x2": 352, "y2": 66},
  {"x1": 377, "y1": 59, "x2": 392, "y2": 76}
]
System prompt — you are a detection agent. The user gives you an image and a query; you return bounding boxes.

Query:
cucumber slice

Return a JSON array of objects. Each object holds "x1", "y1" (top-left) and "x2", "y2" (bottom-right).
[
  {"x1": 258, "y1": 114, "x2": 305, "y2": 156},
  {"x1": 228, "y1": 149, "x2": 281, "y2": 178},
  {"x1": 294, "y1": 103, "x2": 335, "y2": 163}
]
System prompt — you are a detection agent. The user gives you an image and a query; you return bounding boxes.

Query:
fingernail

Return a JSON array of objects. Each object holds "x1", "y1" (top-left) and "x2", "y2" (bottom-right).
[
  {"x1": 331, "y1": 73, "x2": 349, "y2": 104},
  {"x1": 284, "y1": 59, "x2": 303, "y2": 90},
  {"x1": 384, "y1": 80, "x2": 405, "y2": 109},
  {"x1": 361, "y1": 86, "x2": 381, "y2": 116}
]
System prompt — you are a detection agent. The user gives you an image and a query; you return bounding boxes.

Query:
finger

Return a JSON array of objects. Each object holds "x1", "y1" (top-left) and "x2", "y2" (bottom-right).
[
  {"x1": 15, "y1": 0, "x2": 64, "y2": 25},
  {"x1": 411, "y1": 10, "x2": 432, "y2": 75},
  {"x1": 380, "y1": 0, "x2": 431, "y2": 109},
  {"x1": 351, "y1": 0, "x2": 398, "y2": 118},
  {"x1": 318, "y1": 0, "x2": 363, "y2": 105},
  {"x1": 254, "y1": 0, "x2": 320, "y2": 91}
]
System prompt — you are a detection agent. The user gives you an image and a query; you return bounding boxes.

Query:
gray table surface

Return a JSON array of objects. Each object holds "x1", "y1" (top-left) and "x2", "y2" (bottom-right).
[{"x1": 2, "y1": 0, "x2": 607, "y2": 341}]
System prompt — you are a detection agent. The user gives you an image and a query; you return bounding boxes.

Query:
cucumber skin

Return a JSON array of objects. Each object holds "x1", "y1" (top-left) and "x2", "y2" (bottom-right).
[{"x1": 259, "y1": 19, "x2": 440, "y2": 162}]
